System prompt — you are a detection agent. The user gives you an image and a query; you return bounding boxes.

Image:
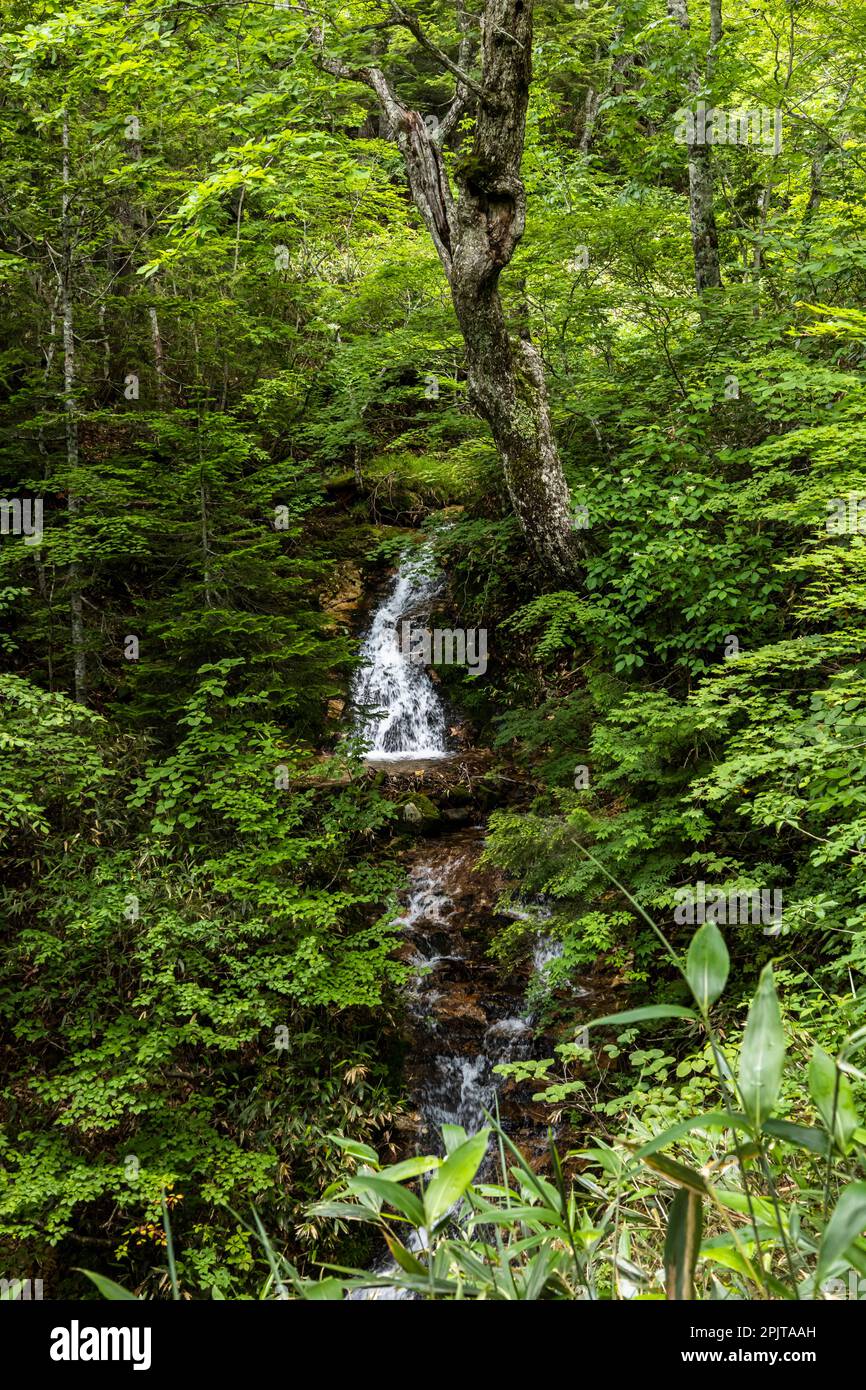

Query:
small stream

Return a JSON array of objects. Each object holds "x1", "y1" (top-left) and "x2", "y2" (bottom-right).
[{"x1": 349, "y1": 546, "x2": 552, "y2": 1297}]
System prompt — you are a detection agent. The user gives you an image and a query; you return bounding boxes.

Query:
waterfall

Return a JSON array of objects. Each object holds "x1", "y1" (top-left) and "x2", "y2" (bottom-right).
[
  {"x1": 346, "y1": 552, "x2": 548, "y2": 1297},
  {"x1": 352, "y1": 546, "x2": 448, "y2": 761}
]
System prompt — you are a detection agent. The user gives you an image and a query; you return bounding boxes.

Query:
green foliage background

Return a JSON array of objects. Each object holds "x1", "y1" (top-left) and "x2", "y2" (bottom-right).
[{"x1": 2, "y1": 0, "x2": 866, "y2": 1298}]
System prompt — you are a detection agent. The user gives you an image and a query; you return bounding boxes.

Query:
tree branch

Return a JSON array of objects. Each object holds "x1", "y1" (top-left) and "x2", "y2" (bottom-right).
[
  {"x1": 303, "y1": 8, "x2": 457, "y2": 277},
  {"x1": 386, "y1": 1, "x2": 491, "y2": 105}
]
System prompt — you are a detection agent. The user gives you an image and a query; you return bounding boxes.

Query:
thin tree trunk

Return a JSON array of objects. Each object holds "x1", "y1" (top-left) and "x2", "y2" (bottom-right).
[
  {"x1": 579, "y1": 84, "x2": 601, "y2": 154},
  {"x1": 61, "y1": 112, "x2": 87, "y2": 704},
  {"x1": 309, "y1": 0, "x2": 581, "y2": 578},
  {"x1": 37, "y1": 297, "x2": 58, "y2": 690},
  {"x1": 149, "y1": 305, "x2": 166, "y2": 403},
  {"x1": 668, "y1": 0, "x2": 722, "y2": 293}
]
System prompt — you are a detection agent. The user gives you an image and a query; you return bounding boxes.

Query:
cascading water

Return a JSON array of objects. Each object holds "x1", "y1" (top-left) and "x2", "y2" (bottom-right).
[
  {"x1": 350, "y1": 848, "x2": 533, "y2": 1299},
  {"x1": 398, "y1": 854, "x2": 531, "y2": 1145},
  {"x1": 352, "y1": 546, "x2": 449, "y2": 761},
  {"x1": 348, "y1": 549, "x2": 555, "y2": 1297}
]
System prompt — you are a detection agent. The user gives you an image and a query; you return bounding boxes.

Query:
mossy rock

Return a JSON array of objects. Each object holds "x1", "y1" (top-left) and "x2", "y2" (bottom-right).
[{"x1": 400, "y1": 794, "x2": 441, "y2": 831}]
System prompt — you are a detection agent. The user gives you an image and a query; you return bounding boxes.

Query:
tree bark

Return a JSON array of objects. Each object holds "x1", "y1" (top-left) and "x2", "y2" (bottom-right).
[
  {"x1": 61, "y1": 112, "x2": 87, "y2": 705},
  {"x1": 668, "y1": 0, "x2": 722, "y2": 294},
  {"x1": 308, "y1": 0, "x2": 581, "y2": 579}
]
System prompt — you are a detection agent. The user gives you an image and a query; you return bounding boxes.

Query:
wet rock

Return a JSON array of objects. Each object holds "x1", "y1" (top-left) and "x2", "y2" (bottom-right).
[
  {"x1": 400, "y1": 793, "x2": 441, "y2": 831},
  {"x1": 320, "y1": 561, "x2": 364, "y2": 625}
]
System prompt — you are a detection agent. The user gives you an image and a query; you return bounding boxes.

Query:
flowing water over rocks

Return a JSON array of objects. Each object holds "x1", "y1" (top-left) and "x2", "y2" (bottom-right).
[
  {"x1": 397, "y1": 835, "x2": 539, "y2": 1150},
  {"x1": 352, "y1": 546, "x2": 450, "y2": 762},
  {"x1": 348, "y1": 548, "x2": 561, "y2": 1297}
]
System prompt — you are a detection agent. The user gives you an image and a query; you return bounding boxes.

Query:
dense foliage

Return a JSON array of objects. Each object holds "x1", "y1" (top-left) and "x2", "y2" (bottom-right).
[{"x1": 2, "y1": 0, "x2": 866, "y2": 1300}]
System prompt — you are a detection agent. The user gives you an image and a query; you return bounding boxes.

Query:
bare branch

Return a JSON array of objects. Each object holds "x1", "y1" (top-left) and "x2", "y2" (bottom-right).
[
  {"x1": 386, "y1": 1, "x2": 491, "y2": 104},
  {"x1": 438, "y1": 0, "x2": 477, "y2": 142},
  {"x1": 303, "y1": 9, "x2": 457, "y2": 276}
]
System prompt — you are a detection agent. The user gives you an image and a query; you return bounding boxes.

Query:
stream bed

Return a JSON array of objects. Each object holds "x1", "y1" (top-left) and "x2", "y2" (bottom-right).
[{"x1": 348, "y1": 547, "x2": 558, "y2": 1295}]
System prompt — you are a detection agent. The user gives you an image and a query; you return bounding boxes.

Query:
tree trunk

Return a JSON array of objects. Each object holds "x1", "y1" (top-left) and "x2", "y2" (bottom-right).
[
  {"x1": 668, "y1": 0, "x2": 722, "y2": 294},
  {"x1": 149, "y1": 305, "x2": 166, "y2": 402},
  {"x1": 61, "y1": 112, "x2": 87, "y2": 705},
  {"x1": 687, "y1": 143, "x2": 722, "y2": 292},
  {"x1": 310, "y1": 0, "x2": 581, "y2": 579}
]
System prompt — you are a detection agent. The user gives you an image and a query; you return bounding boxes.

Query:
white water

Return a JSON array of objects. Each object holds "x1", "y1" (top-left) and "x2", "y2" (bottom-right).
[
  {"x1": 347, "y1": 558, "x2": 544, "y2": 1295},
  {"x1": 352, "y1": 547, "x2": 449, "y2": 761},
  {"x1": 351, "y1": 856, "x2": 530, "y2": 1299}
]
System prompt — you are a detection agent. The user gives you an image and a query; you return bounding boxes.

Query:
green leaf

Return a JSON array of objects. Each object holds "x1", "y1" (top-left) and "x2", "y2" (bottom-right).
[
  {"x1": 585, "y1": 1005, "x2": 697, "y2": 1029},
  {"x1": 664, "y1": 1189, "x2": 703, "y2": 1300},
  {"x1": 641, "y1": 1152, "x2": 710, "y2": 1194},
  {"x1": 635, "y1": 1111, "x2": 747, "y2": 1157},
  {"x1": 809, "y1": 1046, "x2": 859, "y2": 1154},
  {"x1": 378, "y1": 1155, "x2": 441, "y2": 1183},
  {"x1": 301, "y1": 1277, "x2": 344, "y2": 1301},
  {"x1": 76, "y1": 1270, "x2": 139, "y2": 1301},
  {"x1": 738, "y1": 964, "x2": 785, "y2": 1128},
  {"x1": 384, "y1": 1232, "x2": 427, "y2": 1276},
  {"x1": 423, "y1": 1129, "x2": 490, "y2": 1229},
  {"x1": 817, "y1": 1182, "x2": 866, "y2": 1282},
  {"x1": 440, "y1": 1124, "x2": 468, "y2": 1155},
  {"x1": 347, "y1": 1175, "x2": 426, "y2": 1228},
  {"x1": 762, "y1": 1117, "x2": 831, "y2": 1156},
  {"x1": 685, "y1": 921, "x2": 729, "y2": 1011},
  {"x1": 327, "y1": 1134, "x2": 380, "y2": 1165},
  {"x1": 308, "y1": 1201, "x2": 381, "y2": 1223}
]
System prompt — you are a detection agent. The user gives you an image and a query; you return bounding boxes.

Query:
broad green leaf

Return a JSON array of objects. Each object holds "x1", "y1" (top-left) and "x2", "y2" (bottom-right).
[
  {"x1": 77, "y1": 1270, "x2": 139, "y2": 1301},
  {"x1": 635, "y1": 1111, "x2": 746, "y2": 1157},
  {"x1": 424, "y1": 1129, "x2": 490, "y2": 1229},
  {"x1": 715, "y1": 1191, "x2": 777, "y2": 1225},
  {"x1": 817, "y1": 1182, "x2": 866, "y2": 1282},
  {"x1": 664, "y1": 1189, "x2": 703, "y2": 1300},
  {"x1": 685, "y1": 921, "x2": 729, "y2": 1010},
  {"x1": 378, "y1": 1155, "x2": 441, "y2": 1183},
  {"x1": 301, "y1": 1277, "x2": 344, "y2": 1301},
  {"x1": 641, "y1": 1152, "x2": 710, "y2": 1194},
  {"x1": 440, "y1": 1124, "x2": 468, "y2": 1155},
  {"x1": 762, "y1": 1117, "x2": 830, "y2": 1156},
  {"x1": 347, "y1": 1175, "x2": 425, "y2": 1227},
  {"x1": 585, "y1": 1005, "x2": 697, "y2": 1029},
  {"x1": 326, "y1": 1134, "x2": 380, "y2": 1165},
  {"x1": 384, "y1": 1233, "x2": 427, "y2": 1276},
  {"x1": 738, "y1": 964, "x2": 785, "y2": 1128},
  {"x1": 308, "y1": 1200, "x2": 381, "y2": 1223},
  {"x1": 809, "y1": 1046, "x2": 859, "y2": 1153}
]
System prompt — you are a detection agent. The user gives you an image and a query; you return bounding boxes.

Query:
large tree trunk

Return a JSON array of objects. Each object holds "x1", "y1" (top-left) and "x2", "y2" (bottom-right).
[{"x1": 309, "y1": 0, "x2": 581, "y2": 579}]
